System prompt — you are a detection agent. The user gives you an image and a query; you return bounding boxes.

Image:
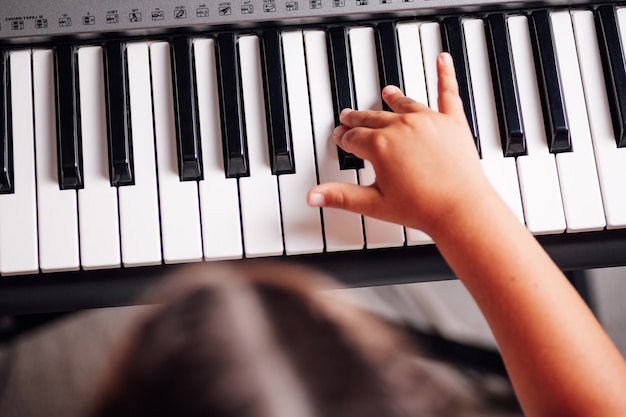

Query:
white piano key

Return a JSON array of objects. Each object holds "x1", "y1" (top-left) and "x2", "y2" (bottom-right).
[
  {"x1": 279, "y1": 31, "x2": 324, "y2": 255},
  {"x1": 32, "y1": 49, "x2": 80, "y2": 272},
  {"x1": 150, "y1": 41, "x2": 203, "y2": 263},
  {"x1": 419, "y1": 22, "x2": 443, "y2": 111},
  {"x1": 77, "y1": 46, "x2": 121, "y2": 269},
  {"x1": 238, "y1": 35, "x2": 284, "y2": 258},
  {"x1": 507, "y1": 16, "x2": 566, "y2": 235},
  {"x1": 396, "y1": 22, "x2": 434, "y2": 246},
  {"x1": 463, "y1": 19, "x2": 525, "y2": 224},
  {"x1": 349, "y1": 26, "x2": 405, "y2": 249},
  {"x1": 397, "y1": 22, "x2": 429, "y2": 106},
  {"x1": 304, "y1": 30, "x2": 364, "y2": 252},
  {"x1": 551, "y1": 11, "x2": 606, "y2": 232},
  {"x1": 118, "y1": 42, "x2": 162, "y2": 266},
  {"x1": 0, "y1": 50, "x2": 38, "y2": 275},
  {"x1": 194, "y1": 38, "x2": 243, "y2": 261},
  {"x1": 573, "y1": 10, "x2": 626, "y2": 229}
]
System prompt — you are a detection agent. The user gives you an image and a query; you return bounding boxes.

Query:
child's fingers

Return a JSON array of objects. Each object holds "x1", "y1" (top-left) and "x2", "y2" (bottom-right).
[
  {"x1": 381, "y1": 86, "x2": 427, "y2": 114},
  {"x1": 339, "y1": 108, "x2": 391, "y2": 129},
  {"x1": 307, "y1": 182, "x2": 381, "y2": 216},
  {"x1": 436, "y1": 53, "x2": 465, "y2": 121},
  {"x1": 333, "y1": 126, "x2": 381, "y2": 162}
]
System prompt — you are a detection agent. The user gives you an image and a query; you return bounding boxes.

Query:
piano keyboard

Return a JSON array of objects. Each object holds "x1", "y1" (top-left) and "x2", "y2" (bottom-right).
[{"x1": 1, "y1": 2, "x2": 626, "y2": 279}]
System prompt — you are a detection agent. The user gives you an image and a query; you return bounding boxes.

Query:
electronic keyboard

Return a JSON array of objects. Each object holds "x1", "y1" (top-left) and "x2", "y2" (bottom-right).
[{"x1": 1, "y1": 0, "x2": 625, "y2": 313}]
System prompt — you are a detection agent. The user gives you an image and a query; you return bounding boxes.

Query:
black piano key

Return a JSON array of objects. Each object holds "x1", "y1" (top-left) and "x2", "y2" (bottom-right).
[
  {"x1": 215, "y1": 33, "x2": 249, "y2": 178},
  {"x1": 595, "y1": 5, "x2": 626, "y2": 148},
  {"x1": 172, "y1": 36, "x2": 203, "y2": 181},
  {"x1": 528, "y1": 10, "x2": 572, "y2": 153},
  {"x1": 327, "y1": 26, "x2": 364, "y2": 170},
  {"x1": 441, "y1": 16, "x2": 481, "y2": 155},
  {"x1": 55, "y1": 44, "x2": 84, "y2": 189},
  {"x1": 0, "y1": 50, "x2": 13, "y2": 194},
  {"x1": 104, "y1": 40, "x2": 134, "y2": 186},
  {"x1": 485, "y1": 13, "x2": 527, "y2": 157},
  {"x1": 375, "y1": 21, "x2": 404, "y2": 112},
  {"x1": 260, "y1": 30, "x2": 295, "y2": 175}
]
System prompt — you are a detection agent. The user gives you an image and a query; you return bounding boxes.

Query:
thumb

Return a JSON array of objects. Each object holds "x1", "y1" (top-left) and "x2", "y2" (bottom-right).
[
  {"x1": 436, "y1": 52, "x2": 465, "y2": 121},
  {"x1": 307, "y1": 183, "x2": 381, "y2": 216}
]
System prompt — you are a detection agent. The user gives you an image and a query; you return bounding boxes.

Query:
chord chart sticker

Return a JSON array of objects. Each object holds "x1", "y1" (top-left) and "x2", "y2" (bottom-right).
[
  {"x1": 286, "y1": 2, "x2": 298, "y2": 11},
  {"x1": 196, "y1": 7, "x2": 209, "y2": 17},
  {"x1": 264, "y1": 0, "x2": 276, "y2": 13},
  {"x1": 310, "y1": 0, "x2": 322, "y2": 8},
  {"x1": 174, "y1": 8, "x2": 187, "y2": 19},
  {"x1": 58, "y1": 17, "x2": 72, "y2": 27},
  {"x1": 151, "y1": 10, "x2": 165, "y2": 20},
  {"x1": 219, "y1": 3, "x2": 232, "y2": 16},
  {"x1": 129, "y1": 12, "x2": 142, "y2": 23},
  {"x1": 106, "y1": 13, "x2": 119, "y2": 24}
]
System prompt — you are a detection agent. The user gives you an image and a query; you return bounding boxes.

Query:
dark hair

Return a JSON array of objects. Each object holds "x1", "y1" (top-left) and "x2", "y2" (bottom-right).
[{"x1": 88, "y1": 262, "x2": 478, "y2": 417}]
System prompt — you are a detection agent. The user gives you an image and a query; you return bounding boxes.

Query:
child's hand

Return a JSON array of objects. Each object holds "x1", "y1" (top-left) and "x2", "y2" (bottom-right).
[{"x1": 307, "y1": 52, "x2": 492, "y2": 237}]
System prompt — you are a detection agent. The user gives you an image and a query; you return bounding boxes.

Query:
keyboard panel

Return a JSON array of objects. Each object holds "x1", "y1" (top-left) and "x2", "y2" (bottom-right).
[{"x1": 0, "y1": 1, "x2": 596, "y2": 44}]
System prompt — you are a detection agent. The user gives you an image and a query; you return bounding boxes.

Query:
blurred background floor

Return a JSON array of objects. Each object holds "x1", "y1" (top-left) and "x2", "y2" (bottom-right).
[
  {"x1": 0, "y1": 265, "x2": 625, "y2": 417},
  {"x1": 332, "y1": 265, "x2": 626, "y2": 357},
  {"x1": 586, "y1": 267, "x2": 626, "y2": 356}
]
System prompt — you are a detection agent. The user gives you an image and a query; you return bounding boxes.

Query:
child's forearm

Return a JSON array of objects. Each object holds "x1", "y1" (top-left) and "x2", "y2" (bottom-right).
[{"x1": 433, "y1": 188, "x2": 626, "y2": 417}]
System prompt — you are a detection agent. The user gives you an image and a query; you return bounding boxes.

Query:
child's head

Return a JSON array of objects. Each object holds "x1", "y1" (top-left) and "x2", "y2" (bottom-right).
[{"x1": 89, "y1": 261, "x2": 477, "y2": 417}]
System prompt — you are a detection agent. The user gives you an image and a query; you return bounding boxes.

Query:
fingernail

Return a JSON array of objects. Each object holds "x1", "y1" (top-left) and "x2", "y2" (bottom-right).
[
  {"x1": 440, "y1": 52, "x2": 453, "y2": 66},
  {"x1": 308, "y1": 192, "x2": 325, "y2": 207},
  {"x1": 340, "y1": 108, "x2": 353, "y2": 117},
  {"x1": 382, "y1": 85, "x2": 400, "y2": 96},
  {"x1": 333, "y1": 125, "x2": 346, "y2": 138}
]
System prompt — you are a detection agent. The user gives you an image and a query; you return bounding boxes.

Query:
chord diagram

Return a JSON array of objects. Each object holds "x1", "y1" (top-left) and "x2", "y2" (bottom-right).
[
  {"x1": 58, "y1": 17, "x2": 72, "y2": 27},
  {"x1": 219, "y1": 5, "x2": 232, "y2": 16},
  {"x1": 106, "y1": 13, "x2": 119, "y2": 24},
  {"x1": 286, "y1": 2, "x2": 298, "y2": 11},
  {"x1": 35, "y1": 19, "x2": 48, "y2": 29},
  {"x1": 129, "y1": 12, "x2": 142, "y2": 22},
  {"x1": 264, "y1": 2, "x2": 276, "y2": 13},
  {"x1": 83, "y1": 15, "x2": 96, "y2": 25},
  {"x1": 174, "y1": 9, "x2": 187, "y2": 19},
  {"x1": 151, "y1": 10, "x2": 165, "y2": 21},
  {"x1": 333, "y1": 0, "x2": 345, "y2": 7},
  {"x1": 196, "y1": 8, "x2": 209, "y2": 18},
  {"x1": 357, "y1": 0, "x2": 368, "y2": 5},
  {"x1": 241, "y1": 5, "x2": 254, "y2": 14},
  {"x1": 309, "y1": 0, "x2": 322, "y2": 8},
  {"x1": 11, "y1": 21, "x2": 24, "y2": 30}
]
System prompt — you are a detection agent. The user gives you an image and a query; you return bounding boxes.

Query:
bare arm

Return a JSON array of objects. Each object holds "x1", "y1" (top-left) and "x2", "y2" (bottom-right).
[{"x1": 307, "y1": 52, "x2": 626, "y2": 417}]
